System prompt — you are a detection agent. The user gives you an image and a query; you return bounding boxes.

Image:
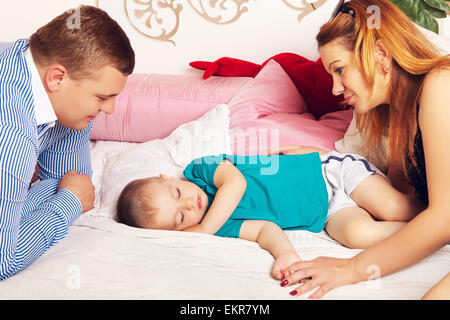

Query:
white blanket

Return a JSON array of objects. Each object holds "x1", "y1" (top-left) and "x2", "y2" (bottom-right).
[{"x1": 0, "y1": 105, "x2": 448, "y2": 299}]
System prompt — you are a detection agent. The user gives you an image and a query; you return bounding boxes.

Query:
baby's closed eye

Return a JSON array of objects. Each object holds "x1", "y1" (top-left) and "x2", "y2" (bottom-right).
[{"x1": 176, "y1": 210, "x2": 185, "y2": 226}]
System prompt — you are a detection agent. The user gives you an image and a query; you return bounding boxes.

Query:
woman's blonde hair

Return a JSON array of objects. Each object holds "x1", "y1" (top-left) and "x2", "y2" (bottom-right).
[{"x1": 317, "y1": 0, "x2": 450, "y2": 176}]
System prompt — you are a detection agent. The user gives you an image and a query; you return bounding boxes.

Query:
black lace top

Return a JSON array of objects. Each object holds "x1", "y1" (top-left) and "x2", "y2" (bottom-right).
[{"x1": 405, "y1": 105, "x2": 428, "y2": 206}]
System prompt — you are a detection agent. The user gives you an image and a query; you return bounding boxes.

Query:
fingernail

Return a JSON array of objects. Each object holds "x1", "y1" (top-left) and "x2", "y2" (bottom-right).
[
  {"x1": 289, "y1": 290, "x2": 297, "y2": 296},
  {"x1": 280, "y1": 280, "x2": 288, "y2": 287},
  {"x1": 281, "y1": 272, "x2": 285, "y2": 280}
]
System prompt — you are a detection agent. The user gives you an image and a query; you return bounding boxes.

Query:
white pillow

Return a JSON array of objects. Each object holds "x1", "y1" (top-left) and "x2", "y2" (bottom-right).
[
  {"x1": 85, "y1": 104, "x2": 231, "y2": 219},
  {"x1": 414, "y1": 23, "x2": 450, "y2": 55},
  {"x1": 334, "y1": 110, "x2": 388, "y2": 172},
  {"x1": 335, "y1": 25, "x2": 450, "y2": 170}
]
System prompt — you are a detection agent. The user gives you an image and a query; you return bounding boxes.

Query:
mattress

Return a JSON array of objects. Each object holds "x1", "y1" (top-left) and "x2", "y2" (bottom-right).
[
  {"x1": 1, "y1": 207, "x2": 448, "y2": 299},
  {"x1": 0, "y1": 105, "x2": 448, "y2": 300}
]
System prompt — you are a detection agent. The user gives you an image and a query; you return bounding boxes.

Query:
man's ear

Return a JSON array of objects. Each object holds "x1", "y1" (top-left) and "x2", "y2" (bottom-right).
[
  {"x1": 374, "y1": 39, "x2": 392, "y2": 72},
  {"x1": 44, "y1": 64, "x2": 68, "y2": 92}
]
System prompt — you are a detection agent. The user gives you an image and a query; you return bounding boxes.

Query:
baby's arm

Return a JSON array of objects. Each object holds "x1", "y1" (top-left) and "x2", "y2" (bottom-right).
[
  {"x1": 239, "y1": 220, "x2": 302, "y2": 280},
  {"x1": 183, "y1": 159, "x2": 246, "y2": 234}
]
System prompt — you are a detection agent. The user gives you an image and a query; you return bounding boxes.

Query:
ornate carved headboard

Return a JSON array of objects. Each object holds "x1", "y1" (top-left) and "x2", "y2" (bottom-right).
[{"x1": 95, "y1": 0, "x2": 337, "y2": 74}]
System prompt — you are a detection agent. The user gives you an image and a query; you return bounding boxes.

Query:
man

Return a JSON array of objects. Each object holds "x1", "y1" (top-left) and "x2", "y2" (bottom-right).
[{"x1": 0, "y1": 6, "x2": 135, "y2": 280}]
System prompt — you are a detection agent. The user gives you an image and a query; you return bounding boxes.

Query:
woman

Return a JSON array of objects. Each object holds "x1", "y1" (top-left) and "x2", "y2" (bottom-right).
[{"x1": 271, "y1": 0, "x2": 450, "y2": 299}]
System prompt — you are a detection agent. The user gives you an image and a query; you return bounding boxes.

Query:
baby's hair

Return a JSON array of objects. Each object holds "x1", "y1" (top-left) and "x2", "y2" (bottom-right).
[{"x1": 117, "y1": 176, "x2": 163, "y2": 228}]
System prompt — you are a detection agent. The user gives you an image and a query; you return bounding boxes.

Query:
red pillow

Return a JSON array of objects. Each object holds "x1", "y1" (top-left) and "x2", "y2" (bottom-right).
[{"x1": 190, "y1": 53, "x2": 344, "y2": 119}]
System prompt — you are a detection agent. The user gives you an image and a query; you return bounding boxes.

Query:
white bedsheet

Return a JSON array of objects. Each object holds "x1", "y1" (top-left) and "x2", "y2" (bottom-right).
[
  {"x1": 0, "y1": 105, "x2": 448, "y2": 299},
  {"x1": 1, "y1": 212, "x2": 448, "y2": 299}
]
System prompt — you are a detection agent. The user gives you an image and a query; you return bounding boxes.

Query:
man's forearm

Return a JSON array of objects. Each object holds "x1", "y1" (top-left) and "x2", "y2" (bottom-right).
[{"x1": 0, "y1": 179, "x2": 82, "y2": 280}]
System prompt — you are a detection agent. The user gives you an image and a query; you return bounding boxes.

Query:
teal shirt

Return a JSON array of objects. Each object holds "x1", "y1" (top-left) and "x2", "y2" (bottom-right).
[{"x1": 183, "y1": 153, "x2": 328, "y2": 238}]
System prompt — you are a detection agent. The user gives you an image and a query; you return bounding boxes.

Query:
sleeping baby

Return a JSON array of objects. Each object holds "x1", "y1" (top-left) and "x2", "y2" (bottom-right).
[{"x1": 116, "y1": 150, "x2": 420, "y2": 280}]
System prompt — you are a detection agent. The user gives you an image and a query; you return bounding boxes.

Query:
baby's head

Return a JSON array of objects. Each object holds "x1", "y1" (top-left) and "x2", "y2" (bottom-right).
[{"x1": 117, "y1": 174, "x2": 209, "y2": 231}]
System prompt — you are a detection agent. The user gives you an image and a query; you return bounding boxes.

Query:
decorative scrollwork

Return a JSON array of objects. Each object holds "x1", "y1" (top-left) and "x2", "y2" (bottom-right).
[
  {"x1": 98, "y1": 0, "x2": 331, "y2": 45},
  {"x1": 187, "y1": 0, "x2": 251, "y2": 24},
  {"x1": 282, "y1": 0, "x2": 328, "y2": 22},
  {"x1": 124, "y1": 0, "x2": 182, "y2": 45}
]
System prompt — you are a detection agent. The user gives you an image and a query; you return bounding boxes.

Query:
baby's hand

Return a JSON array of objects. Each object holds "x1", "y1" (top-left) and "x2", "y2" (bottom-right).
[{"x1": 272, "y1": 250, "x2": 302, "y2": 280}]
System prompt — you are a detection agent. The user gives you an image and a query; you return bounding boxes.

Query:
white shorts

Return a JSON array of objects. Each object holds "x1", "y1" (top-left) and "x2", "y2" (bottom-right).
[{"x1": 320, "y1": 151, "x2": 389, "y2": 222}]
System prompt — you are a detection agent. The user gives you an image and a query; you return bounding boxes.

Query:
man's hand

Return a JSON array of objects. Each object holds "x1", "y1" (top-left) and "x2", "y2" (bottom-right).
[
  {"x1": 31, "y1": 165, "x2": 39, "y2": 183},
  {"x1": 58, "y1": 170, "x2": 95, "y2": 213}
]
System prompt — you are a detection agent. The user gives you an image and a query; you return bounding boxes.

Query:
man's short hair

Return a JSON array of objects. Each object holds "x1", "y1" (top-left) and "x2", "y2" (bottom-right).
[{"x1": 29, "y1": 5, "x2": 135, "y2": 79}]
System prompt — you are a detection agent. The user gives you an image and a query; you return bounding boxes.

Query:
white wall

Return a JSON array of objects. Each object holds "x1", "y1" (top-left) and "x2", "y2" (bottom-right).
[
  {"x1": 0, "y1": 0, "x2": 97, "y2": 40},
  {"x1": 1, "y1": 0, "x2": 449, "y2": 75},
  {"x1": 445, "y1": 14, "x2": 450, "y2": 36}
]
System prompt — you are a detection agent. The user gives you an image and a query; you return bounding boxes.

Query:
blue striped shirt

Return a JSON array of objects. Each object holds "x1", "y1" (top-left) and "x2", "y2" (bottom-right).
[{"x1": 0, "y1": 39, "x2": 93, "y2": 280}]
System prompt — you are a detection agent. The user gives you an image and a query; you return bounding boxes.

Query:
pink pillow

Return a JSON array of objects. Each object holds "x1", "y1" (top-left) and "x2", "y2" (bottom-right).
[
  {"x1": 90, "y1": 59, "x2": 347, "y2": 154},
  {"x1": 227, "y1": 58, "x2": 351, "y2": 156},
  {"x1": 229, "y1": 59, "x2": 307, "y2": 128},
  {"x1": 91, "y1": 74, "x2": 251, "y2": 142},
  {"x1": 230, "y1": 109, "x2": 353, "y2": 155}
]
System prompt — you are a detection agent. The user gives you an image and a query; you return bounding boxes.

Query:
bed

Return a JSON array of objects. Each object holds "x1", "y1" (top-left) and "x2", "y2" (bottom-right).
[{"x1": 0, "y1": 57, "x2": 448, "y2": 301}]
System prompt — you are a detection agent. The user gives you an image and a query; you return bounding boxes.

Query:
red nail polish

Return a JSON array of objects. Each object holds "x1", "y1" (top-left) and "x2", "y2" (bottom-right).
[
  {"x1": 289, "y1": 290, "x2": 297, "y2": 296},
  {"x1": 281, "y1": 280, "x2": 288, "y2": 287}
]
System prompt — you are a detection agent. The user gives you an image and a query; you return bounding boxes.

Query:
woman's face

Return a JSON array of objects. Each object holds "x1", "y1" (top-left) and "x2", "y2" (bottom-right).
[{"x1": 319, "y1": 39, "x2": 391, "y2": 114}]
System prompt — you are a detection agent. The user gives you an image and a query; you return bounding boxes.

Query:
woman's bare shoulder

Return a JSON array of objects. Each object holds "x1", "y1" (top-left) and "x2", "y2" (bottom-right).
[
  {"x1": 420, "y1": 67, "x2": 450, "y2": 112},
  {"x1": 422, "y1": 66, "x2": 450, "y2": 90}
]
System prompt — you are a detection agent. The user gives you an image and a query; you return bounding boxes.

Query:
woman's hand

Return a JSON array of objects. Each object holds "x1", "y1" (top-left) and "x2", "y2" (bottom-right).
[
  {"x1": 268, "y1": 145, "x2": 329, "y2": 156},
  {"x1": 281, "y1": 256, "x2": 363, "y2": 299},
  {"x1": 267, "y1": 145, "x2": 309, "y2": 155}
]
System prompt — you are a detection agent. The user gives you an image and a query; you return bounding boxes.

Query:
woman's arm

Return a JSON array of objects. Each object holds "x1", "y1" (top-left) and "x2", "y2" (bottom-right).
[
  {"x1": 183, "y1": 159, "x2": 246, "y2": 234},
  {"x1": 386, "y1": 157, "x2": 416, "y2": 195},
  {"x1": 351, "y1": 67, "x2": 450, "y2": 283},
  {"x1": 268, "y1": 145, "x2": 329, "y2": 156},
  {"x1": 282, "y1": 68, "x2": 450, "y2": 299},
  {"x1": 422, "y1": 272, "x2": 450, "y2": 300},
  {"x1": 352, "y1": 207, "x2": 449, "y2": 280},
  {"x1": 239, "y1": 220, "x2": 302, "y2": 279}
]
